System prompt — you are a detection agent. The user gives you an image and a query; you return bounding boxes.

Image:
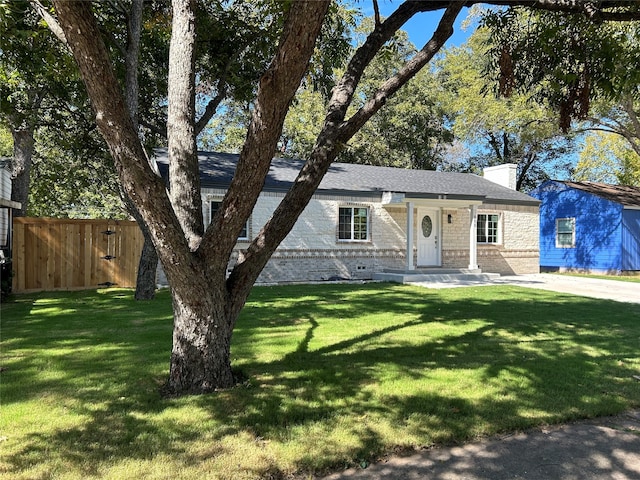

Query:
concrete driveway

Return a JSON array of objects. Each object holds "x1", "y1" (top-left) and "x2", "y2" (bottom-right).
[
  {"x1": 410, "y1": 273, "x2": 640, "y2": 304},
  {"x1": 495, "y1": 273, "x2": 640, "y2": 304}
]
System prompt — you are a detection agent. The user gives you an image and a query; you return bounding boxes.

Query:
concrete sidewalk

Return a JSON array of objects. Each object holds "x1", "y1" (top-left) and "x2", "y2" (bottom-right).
[{"x1": 320, "y1": 410, "x2": 640, "y2": 480}]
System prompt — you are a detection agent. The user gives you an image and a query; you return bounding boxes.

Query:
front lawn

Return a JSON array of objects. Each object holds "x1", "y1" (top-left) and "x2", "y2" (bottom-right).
[{"x1": 2, "y1": 283, "x2": 640, "y2": 479}]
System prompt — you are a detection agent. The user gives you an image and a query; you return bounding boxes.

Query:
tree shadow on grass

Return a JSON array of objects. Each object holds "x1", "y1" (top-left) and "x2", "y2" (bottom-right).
[{"x1": 3, "y1": 284, "x2": 640, "y2": 477}]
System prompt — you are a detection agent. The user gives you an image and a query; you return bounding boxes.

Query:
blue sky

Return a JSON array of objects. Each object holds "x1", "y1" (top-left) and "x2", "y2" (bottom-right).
[{"x1": 358, "y1": 1, "x2": 476, "y2": 48}]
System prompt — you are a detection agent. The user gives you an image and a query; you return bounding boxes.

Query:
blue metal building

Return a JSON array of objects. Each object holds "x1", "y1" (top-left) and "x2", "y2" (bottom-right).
[{"x1": 531, "y1": 180, "x2": 640, "y2": 273}]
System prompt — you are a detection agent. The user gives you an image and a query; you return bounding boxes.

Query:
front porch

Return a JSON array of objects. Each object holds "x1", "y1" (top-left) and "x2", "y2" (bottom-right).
[
  {"x1": 373, "y1": 267, "x2": 500, "y2": 285},
  {"x1": 382, "y1": 193, "x2": 484, "y2": 272}
]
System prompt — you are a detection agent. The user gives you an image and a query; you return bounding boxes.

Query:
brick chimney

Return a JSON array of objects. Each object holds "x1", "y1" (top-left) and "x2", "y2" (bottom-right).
[{"x1": 483, "y1": 164, "x2": 517, "y2": 190}]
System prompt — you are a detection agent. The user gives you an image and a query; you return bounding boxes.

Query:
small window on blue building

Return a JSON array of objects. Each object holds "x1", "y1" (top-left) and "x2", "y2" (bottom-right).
[{"x1": 556, "y1": 218, "x2": 575, "y2": 248}]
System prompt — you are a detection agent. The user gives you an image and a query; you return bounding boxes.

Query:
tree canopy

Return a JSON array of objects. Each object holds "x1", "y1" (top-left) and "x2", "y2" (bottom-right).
[
  {"x1": 0, "y1": 0, "x2": 81, "y2": 215},
  {"x1": 435, "y1": 27, "x2": 575, "y2": 190},
  {"x1": 206, "y1": 18, "x2": 453, "y2": 170},
  {"x1": 482, "y1": 5, "x2": 640, "y2": 130},
  {"x1": 480, "y1": 5, "x2": 640, "y2": 185},
  {"x1": 574, "y1": 130, "x2": 640, "y2": 185}
]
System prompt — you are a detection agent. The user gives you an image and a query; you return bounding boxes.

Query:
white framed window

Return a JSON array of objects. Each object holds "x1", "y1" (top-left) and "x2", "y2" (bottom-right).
[
  {"x1": 477, "y1": 213, "x2": 500, "y2": 244},
  {"x1": 338, "y1": 206, "x2": 370, "y2": 241},
  {"x1": 556, "y1": 217, "x2": 575, "y2": 248},
  {"x1": 210, "y1": 201, "x2": 249, "y2": 240}
]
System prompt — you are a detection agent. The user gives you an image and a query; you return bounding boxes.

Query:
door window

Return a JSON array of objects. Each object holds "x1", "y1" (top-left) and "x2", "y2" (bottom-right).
[{"x1": 421, "y1": 215, "x2": 433, "y2": 238}]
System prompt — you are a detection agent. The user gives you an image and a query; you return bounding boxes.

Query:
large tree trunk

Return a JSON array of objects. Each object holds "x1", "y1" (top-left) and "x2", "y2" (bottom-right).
[
  {"x1": 165, "y1": 270, "x2": 235, "y2": 394},
  {"x1": 10, "y1": 127, "x2": 34, "y2": 217}
]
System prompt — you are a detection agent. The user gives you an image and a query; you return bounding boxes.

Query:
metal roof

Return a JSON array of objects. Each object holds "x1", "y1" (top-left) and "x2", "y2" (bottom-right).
[{"x1": 153, "y1": 149, "x2": 539, "y2": 206}]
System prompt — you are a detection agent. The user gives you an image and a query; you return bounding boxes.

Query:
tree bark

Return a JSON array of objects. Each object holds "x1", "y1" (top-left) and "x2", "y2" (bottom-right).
[
  {"x1": 167, "y1": 0, "x2": 203, "y2": 249},
  {"x1": 124, "y1": 0, "x2": 160, "y2": 300},
  {"x1": 165, "y1": 266, "x2": 235, "y2": 394},
  {"x1": 134, "y1": 238, "x2": 159, "y2": 299},
  {"x1": 10, "y1": 127, "x2": 34, "y2": 217},
  {"x1": 122, "y1": 191, "x2": 159, "y2": 300}
]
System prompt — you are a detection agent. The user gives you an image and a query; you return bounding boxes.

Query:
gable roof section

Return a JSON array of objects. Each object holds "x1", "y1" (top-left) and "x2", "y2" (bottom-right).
[
  {"x1": 560, "y1": 181, "x2": 640, "y2": 208},
  {"x1": 153, "y1": 149, "x2": 539, "y2": 206}
]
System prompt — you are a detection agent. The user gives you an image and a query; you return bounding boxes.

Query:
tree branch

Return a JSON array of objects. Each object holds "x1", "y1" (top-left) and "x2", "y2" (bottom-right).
[
  {"x1": 195, "y1": 88, "x2": 226, "y2": 136},
  {"x1": 478, "y1": 1, "x2": 640, "y2": 21},
  {"x1": 338, "y1": 2, "x2": 465, "y2": 143},
  {"x1": 517, "y1": 151, "x2": 537, "y2": 191},
  {"x1": 194, "y1": 38, "x2": 254, "y2": 135},
  {"x1": 325, "y1": 0, "x2": 447, "y2": 138},
  {"x1": 124, "y1": 0, "x2": 143, "y2": 131},
  {"x1": 29, "y1": 0, "x2": 68, "y2": 46},
  {"x1": 583, "y1": 110, "x2": 640, "y2": 157},
  {"x1": 227, "y1": 2, "x2": 464, "y2": 301},
  {"x1": 51, "y1": 0, "x2": 192, "y2": 280},
  {"x1": 487, "y1": 132, "x2": 503, "y2": 160},
  {"x1": 199, "y1": 0, "x2": 331, "y2": 298},
  {"x1": 140, "y1": 118, "x2": 168, "y2": 138},
  {"x1": 167, "y1": 0, "x2": 203, "y2": 250},
  {"x1": 502, "y1": 131, "x2": 510, "y2": 159},
  {"x1": 373, "y1": 0, "x2": 381, "y2": 26},
  {"x1": 622, "y1": 95, "x2": 640, "y2": 139}
]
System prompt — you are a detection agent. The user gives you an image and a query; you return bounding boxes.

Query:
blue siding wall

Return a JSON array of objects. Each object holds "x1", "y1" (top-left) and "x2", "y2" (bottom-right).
[
  {"x1": 531, "y1": 181, "x2": 623, "y2": 271},
  {"x1": 622, "y1": 209, "x2": 640, "y2": 270}
]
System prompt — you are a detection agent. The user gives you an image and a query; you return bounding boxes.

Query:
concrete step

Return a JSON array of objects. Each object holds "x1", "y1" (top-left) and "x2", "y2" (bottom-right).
[
  {"x1": 382, "y1": 268, "x2": 483, "y2": 275},
  {"x1": 373, "y1": 271, "x2": 501, "y2": 284}
]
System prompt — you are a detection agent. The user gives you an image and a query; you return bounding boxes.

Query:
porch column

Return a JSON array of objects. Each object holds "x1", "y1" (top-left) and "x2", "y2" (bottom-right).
[
  {"x1": 469, "y1": 205, "x2": 478, "y2": 270},
  {"x1": 406, "y1": 201, "x2": 414, "y2": 270}
]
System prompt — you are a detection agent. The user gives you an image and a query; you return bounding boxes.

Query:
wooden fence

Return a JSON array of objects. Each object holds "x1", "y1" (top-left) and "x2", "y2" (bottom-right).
[{"x1": 13, "y1": 217, "x2": 145, "y2": 293}]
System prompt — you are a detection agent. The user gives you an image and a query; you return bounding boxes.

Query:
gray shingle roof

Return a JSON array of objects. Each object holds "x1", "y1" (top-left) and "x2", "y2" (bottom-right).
[
  {"x1": 153, "y1": 149, "x2": 539, "y2": 206},
  {"x1": 560, "y1": 181, "x2": 640, "y2": 207}
]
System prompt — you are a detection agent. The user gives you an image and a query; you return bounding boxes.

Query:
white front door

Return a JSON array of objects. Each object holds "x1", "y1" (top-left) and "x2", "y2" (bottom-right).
[{"x1": 417, "y1": 208, "x2": 440, "y2": 266}]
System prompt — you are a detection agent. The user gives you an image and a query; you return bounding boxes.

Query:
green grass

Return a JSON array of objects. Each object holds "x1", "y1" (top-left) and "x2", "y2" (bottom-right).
[
  {"x1": 2, "y1": 283, "x2": 640, "y2": 479},
  {"x1": 552, "y1": 272, "x2": 640, "y2": 283}
]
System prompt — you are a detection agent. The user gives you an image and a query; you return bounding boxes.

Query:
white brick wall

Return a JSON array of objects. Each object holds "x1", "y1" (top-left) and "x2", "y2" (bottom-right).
[
  {"x1": 439, "y1": 204, "x2": 539, "y2": 275},
  {"x1": 203, "y1": 189, "x2": 408, "y2": 252},
  {"x1": 501, "y1": 206, "x2": 540, "y2": 251},
  {"x1": 441, "y1": 208, "x2": 469, "y2": 250}
]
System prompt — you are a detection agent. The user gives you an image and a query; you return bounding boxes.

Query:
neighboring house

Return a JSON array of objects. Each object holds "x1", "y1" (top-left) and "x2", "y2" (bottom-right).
[
  {"x1": 0, "y1": 160, "x2": 22, "y2": 295},
  {"x1": 155, "y1": 150, "x2": 540, "y2": 284},
  {"x1": 531, "y1": 180, "x2": 640, "y2": 273}
]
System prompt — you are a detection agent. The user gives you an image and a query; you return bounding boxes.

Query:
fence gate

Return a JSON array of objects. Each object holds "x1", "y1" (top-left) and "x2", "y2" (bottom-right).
[{"x1": 12, "y1": 217, "x2": 145, "y2": 293}]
